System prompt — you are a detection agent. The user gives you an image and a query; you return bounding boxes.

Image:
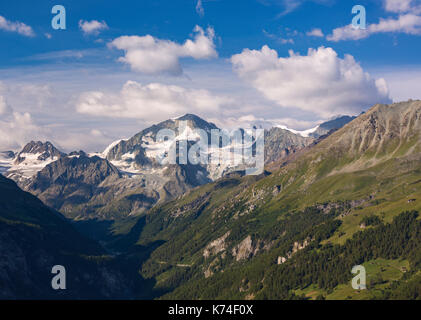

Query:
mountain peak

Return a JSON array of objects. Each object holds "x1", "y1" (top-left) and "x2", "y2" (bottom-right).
[
  {"x1": 176, "y1": 113, "x2": 205, "y2": 121},
  {"x1": 20, "y1": 140, "x2": 58, "y2": 153},
  {"x1": 318, "y1": 115, "x2": 357, "y2": 131},
  {"x1": 174, "y1": 113, "x2": 217, "y2": 129},
  {"x1": 14, "y1": 140, "x2": 65, "y2": 165}
]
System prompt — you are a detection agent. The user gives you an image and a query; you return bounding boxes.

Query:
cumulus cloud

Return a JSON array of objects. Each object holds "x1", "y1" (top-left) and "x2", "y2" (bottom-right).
[
  {"x1": 231, "y1": 45, "x2": 391, "y2": 118},
  {"x1": 372, "y1": 67, "x2": 421, "y2": 102},
  {"x1": 79, "y1": 20, "x2": 108, "y2": 36},
  {"x1": 109, "y1": 25, "x2": 217, "y2": 75},
  {"x1": 0, "y1": 97, "x2": 46, "y2": 150},
  {"x1": 0, "y1": 15, "x2": 34, "y2": 37},
  {"x1": 306, "y1": 28, "x2": 324, "y2": 37},
  {"x1": 76, "y1": 80, "x2": 230, "y2": 123}
]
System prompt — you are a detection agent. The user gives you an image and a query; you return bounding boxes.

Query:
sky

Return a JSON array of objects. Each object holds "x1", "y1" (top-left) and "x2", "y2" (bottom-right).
[{"x1": 0, "y1": 0, "x2": 421, "y2": 152}]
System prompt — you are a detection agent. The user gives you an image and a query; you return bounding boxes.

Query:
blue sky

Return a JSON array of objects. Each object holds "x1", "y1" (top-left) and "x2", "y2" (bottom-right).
[
  {"x1": 1, "y1": 0, "x2": 421, "y2": 152},
  {"x1": 2, "y1": 0, "x2": 421, "y2": 66}
]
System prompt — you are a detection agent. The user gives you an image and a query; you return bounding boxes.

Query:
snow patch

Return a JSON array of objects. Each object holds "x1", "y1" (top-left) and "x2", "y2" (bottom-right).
[
  {"x1": 276, "y1": 125, "x2": 319, "y2": 137},
  {"x1": 7, "y1": 152, "x2": 59, "y2": 179},
  {"x1": 101, "y1": 138, "x2": 127, "y2": 158}
]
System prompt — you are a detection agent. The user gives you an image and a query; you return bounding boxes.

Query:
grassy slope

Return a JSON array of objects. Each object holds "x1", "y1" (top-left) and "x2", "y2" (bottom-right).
[{"x1": 119, "y1": 101, "x2": 421, "y2": 299}]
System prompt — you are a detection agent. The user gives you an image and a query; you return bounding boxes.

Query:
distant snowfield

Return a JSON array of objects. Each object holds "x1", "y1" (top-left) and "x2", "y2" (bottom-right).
[
  {"x1": 0, "y1": 153, "x2": 13, "y2": 174},
  {"x1": 276, "y1": 125, "x2": 319, "y2": 137},
  {"x1": 5, "y1": 152, "x2": 59, "y2": 181},
  {"x1": 0, "y1": 117, "x2": 320, "y2": 182},
  {"x1": 98, "y1": 123, "x2": 255, "y2": 179}
]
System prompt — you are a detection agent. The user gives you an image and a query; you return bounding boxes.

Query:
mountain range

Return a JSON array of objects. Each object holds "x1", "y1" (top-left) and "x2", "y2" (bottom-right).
[
  {"x1": 1, "y1": 113, "x2": 350, "y2": 222},
  {"x1": 1, "y1": 101, "x2": 420, "y2": 299}
]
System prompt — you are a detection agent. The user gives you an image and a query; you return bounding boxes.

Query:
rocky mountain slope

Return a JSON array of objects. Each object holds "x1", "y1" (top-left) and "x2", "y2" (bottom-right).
[
  {"x1": 309, "y1": 115, "x2": 356, "y2": 138},
  {"x1": 3, "y1": 114, "x2": 335, "y2": 220},
  {"x1": 264, "y1": 127, "x2": 313, "y2": 164},
  {"x1": 118, "y1": 100, "x2": 421, "y2": 300},
  {"x1": 1, "y1": 100, "x2": 420, "y2": 300}
]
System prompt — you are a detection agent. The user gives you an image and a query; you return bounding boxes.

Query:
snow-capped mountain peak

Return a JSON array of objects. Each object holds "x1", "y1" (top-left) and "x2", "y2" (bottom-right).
[{"x1": 5, "y1": 141, "x2": 65, "y2": 183}]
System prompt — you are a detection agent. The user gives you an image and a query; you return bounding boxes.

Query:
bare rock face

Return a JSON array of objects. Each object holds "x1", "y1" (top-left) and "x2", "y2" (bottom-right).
[
  {"x1": 25, "y1": 154, "x2": 121, "y2": 214},
  {"x1": 277, "y1": 256, "x2": 287, "y2": 265},
  {"x1": 264, "y1": 127, "x2": 313, "y2": 164},
  {"x1": 273, "y1": 185, "x2": 282, "y2": 196},
  {"x1": 327, "y1": 100, "x2": 421, "y2": 165},
  {"x1": 309, "y1": 115, "x2": 356, "y2": 138},
  {"x1": 232, "y1": 235, "x2": 260, "y2": 261},
  {"x1": 276, "y1": 237, "x2": 312, "y2": 265},
  {"x1": 203, "y1": 231, "x2": 230, "y2": 258}
]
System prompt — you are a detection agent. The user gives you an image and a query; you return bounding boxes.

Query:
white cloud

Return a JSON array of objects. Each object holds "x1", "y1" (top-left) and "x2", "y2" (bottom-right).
[
  {"x1": 328, "y1": 14, "x2": 421, "y2": 41},
  {"x1": 328, "y1": 1, "x2": 421, "y2": 41},
  {"x1": 370, "y1": 67, "x2": 421, "y2": 102},
  {"x1": 109, "y1": 25, "x2": 217, "y2": 75},
  {"x1": 327, "y1": 25, "x2": 368, "y2": 42},
  {"x1": 76, "y1": 80, "x2": 230, "y2": 123},
  {"x1": 0, "y1": 98, "x2": 46, "y2": 150},
  {"x1": 231, "y1": 45, "x2": 391, "y2": 118},
  {"x1": 196, "y1": 0, "x2": 205, "y2": 17},
  {"x1": 384, "y1": 0, "x2": 420, "y2": 13},
  {"x1": 0, "y1": 15, "x2": 34, "y2": 37},
  {"x1": 79, "y1": 20, "x2": 108, "y2": 36},
  {"x1": 306, "y1": 28, "x2": 324, "y2": 37},
  {"x1": 0, "y1": 83, "x2": 52, "y2": 114},
  {"x1": 370, "y1": 13, "x2": 421, "y2": 33}
]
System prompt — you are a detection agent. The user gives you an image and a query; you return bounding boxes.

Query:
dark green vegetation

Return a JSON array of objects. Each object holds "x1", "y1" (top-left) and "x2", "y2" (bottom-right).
[
  {"x1": 119, "y1": 101, "x2": 421, "y2": 300},
  {"x1": 160, "y1": 211, "x2": 420, "y2": 299},
  {"x1": 0, "y1": 175, "x2": 155, "y2": 299}
]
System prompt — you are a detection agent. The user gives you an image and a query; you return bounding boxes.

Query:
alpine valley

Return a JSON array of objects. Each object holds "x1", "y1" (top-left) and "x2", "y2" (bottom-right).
[{"x1": 1, "y1": 101, "x2": 420, "y2": 299}]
